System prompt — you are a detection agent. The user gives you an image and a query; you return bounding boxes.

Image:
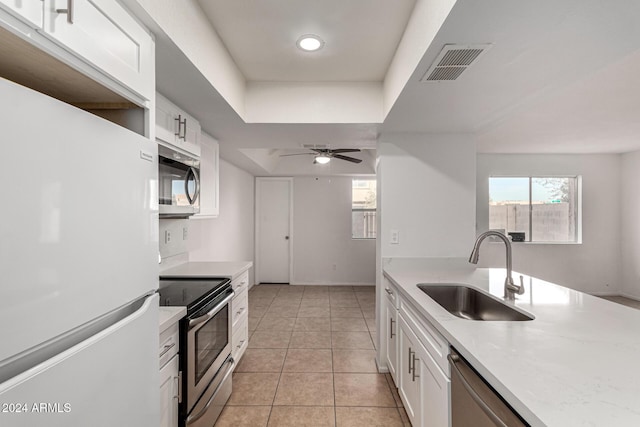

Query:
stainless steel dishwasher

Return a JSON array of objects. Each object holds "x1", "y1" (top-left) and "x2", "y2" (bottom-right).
[{"x1": 448, "y1": 348, "x2": 529, "y2": 427}]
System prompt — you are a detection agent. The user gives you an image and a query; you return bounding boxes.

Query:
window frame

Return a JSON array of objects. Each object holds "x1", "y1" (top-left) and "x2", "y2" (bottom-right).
[
  {"x1": 488, "y1": 175, "x2": 582, "y2": 244},
  {"x1": 351, "y1": 178, "x2": 377, "y2": 240}
]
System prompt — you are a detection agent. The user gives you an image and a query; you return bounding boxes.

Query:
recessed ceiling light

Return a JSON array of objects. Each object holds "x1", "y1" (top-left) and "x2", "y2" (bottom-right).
[{"x1": 296, "y1": 34, "x2": 324, "y2": 52}]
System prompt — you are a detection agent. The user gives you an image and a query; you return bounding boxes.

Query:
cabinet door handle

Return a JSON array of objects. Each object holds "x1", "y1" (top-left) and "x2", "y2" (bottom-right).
[
  {"x1": 175, "y1": 115, "x2": 186, "y2": 139},
  {"x1": 412, "y1": 353, "x2": 420, "y2": 382},
  {"x1": 385, "y1": 288, "x2": 393, "y2": 295},
  {"x1": 408, "y1": 347, "x2": 414, "y2": 374},
  {"x1": 56, "y1": 0, "x2": 74, "y2": 24},
  {"x1": 389, "y1": 318, "x2": 395, "y2": 339},
  {"x1": 176, "y1": 371, "x2": 182, "y2": 403},
  {"x1": 159, "y1": 342, "x2": 175, "y2": 358}
]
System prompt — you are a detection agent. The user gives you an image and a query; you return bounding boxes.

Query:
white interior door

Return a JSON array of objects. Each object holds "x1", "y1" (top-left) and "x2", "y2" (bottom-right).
[{"x1": 257, "y1": 178, "x2": 292, "y2": 283}]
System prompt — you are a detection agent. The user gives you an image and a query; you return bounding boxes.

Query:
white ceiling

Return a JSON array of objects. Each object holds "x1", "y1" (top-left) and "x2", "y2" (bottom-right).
[
  {"x1": 149, "y1": 0, "x2": 640, "y2": 175},
  {"x1": 197, "y1": 0, "x2": 416, "y2": 82}
]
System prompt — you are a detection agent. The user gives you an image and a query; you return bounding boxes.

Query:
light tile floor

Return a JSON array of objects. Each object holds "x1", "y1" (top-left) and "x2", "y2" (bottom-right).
[{"x1": 215, "y1": 284, "x2": 410, "y2": 427}]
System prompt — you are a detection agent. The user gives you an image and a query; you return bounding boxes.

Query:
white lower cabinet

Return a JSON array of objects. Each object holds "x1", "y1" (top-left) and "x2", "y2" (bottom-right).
[
  {"x1": 231, "y1": 269, "x2": 250, "y2": 363},
  {"x1": 385, "y1": 299, "x2": 398, "y2": 381},
  {"x1": 159, "y1": 354, "x2": 179, "y2": 427},
  {"x1": 159, "y1": 320, "x2": 180, "y2": 427},
  {"x1": 386, "y1": 279, "x2": 451, "y2": 427},
  {"x1": 398, "y1": 315, "x2": 422, "y2": 425},
  {"x1": 0, "y1": 0, "x2": 42, "y2": 26}
]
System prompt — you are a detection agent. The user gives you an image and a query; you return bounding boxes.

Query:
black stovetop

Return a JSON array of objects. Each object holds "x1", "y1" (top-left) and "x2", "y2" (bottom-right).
[{"x1": 158, "y1": 277, "x2": 230, "y2": 313}]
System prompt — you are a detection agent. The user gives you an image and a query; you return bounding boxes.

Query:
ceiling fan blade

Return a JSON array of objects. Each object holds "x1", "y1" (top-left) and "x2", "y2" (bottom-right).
[
  {"x1": 329, "y1": 148, "x2": 361, "y2": 153},
  {"x1": 279, "y1": 153, "x2": 315, "y2": 157},
  {"x1": 333, "y1": 154, "x2": 363, "y2": 164},
  {"x1": 310, "y1": 148, "x2": 329, "y2": 153}
]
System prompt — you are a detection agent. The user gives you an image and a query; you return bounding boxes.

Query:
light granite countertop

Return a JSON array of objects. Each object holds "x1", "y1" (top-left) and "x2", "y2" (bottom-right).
[
  {"x1": 159, "y1": 261, "x2": 252, "y2": 281},
  {"x1": 159, "y1": 307, "x2": 186, "y2": 332},
  {"x1": 383, "y1": 257, "x2": 640, "y2": 427}
]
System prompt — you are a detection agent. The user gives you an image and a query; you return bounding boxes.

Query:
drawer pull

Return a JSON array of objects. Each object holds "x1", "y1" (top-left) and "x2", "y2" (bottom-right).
[
  {"x1": 159, "y1": 342, "x2": 175, "y2": 358},
  {"x1": 390, "y1": 318, "x2": 395, "y2": 339},
  {"x1": 412, "y1": 353, "x2": 420, "y2": 382},
  {"x1": 236, "y1": 307, "x2": 245, "y2": 316},
  {"x1": 55, "y1": 0, "x2": 74, "y2": 24},
  {"x1": 236, "y1": 339, "x2": 245, "y2": 349}
]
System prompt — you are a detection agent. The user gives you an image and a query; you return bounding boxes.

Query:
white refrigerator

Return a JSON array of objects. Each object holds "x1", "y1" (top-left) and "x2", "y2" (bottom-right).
[{"x1": 0, "y1": 78, "x2": 160, "y2": 426}]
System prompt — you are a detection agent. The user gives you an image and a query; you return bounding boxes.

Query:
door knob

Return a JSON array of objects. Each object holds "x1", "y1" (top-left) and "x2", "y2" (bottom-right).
[{"x1": 285, "y1": 236, "x2": 290, "y2": 240}]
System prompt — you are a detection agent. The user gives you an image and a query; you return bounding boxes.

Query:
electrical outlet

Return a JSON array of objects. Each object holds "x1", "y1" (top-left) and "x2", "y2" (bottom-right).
[
  {"x1": 390, "y1": 229, "x2": 400, "y2": 244},
  {"x1": 183, "y1": 227, "x2": 188, "y2": 240},
  {"x1": 165, "y1": 230, "x2": 172, "y2": 244}
]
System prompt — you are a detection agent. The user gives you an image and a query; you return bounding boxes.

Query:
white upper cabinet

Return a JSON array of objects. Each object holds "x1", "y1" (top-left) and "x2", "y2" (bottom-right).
[
  {"x1": 156, "y1": 92, "x2": 201, "y2": 157},
  {"x1": 0, "y1": 0, "x2": 43, "y2": 27},
  {"x1": 194, "y1": 131, "x2": 219, "y2": 218},
  {"x1": 42, "y1": 0, "x2": 154, "y2": 102}
]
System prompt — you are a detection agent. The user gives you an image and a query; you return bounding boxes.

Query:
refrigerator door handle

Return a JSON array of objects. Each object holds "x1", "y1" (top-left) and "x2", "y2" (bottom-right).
[{"x1": 0, "y1": 294, "x2": 156, "y2": 387}]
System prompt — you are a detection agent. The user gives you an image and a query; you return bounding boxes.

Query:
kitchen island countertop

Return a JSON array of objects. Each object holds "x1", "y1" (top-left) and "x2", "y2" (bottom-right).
[{"x1": 383, "y1": 257, "x2": 640, "y2": 427}]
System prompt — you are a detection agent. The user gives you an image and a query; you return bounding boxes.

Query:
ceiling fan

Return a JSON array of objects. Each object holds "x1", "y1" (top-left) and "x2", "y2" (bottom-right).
[{"x1": 280, "y1": 148, "x2": 363, "y2": 164}]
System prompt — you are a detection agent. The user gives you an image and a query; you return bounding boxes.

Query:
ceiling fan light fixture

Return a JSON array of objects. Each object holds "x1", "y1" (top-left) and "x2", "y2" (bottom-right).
[
  {"x1": 314, "y1": 154, "x2": 331, "y2": 164},
  {"x1": 296, "y1": 34, "x2": 324, "y2": 52}
]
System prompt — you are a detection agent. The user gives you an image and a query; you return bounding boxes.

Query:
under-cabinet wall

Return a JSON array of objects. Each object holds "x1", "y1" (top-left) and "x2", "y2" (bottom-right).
[{"x1": 189, "y1": 160, "x2": 255, "y2": 286}]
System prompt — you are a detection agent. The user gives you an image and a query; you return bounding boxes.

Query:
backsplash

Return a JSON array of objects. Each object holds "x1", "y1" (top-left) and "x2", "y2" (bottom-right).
[{"x1": 159, "y1": 218, "x2": 189, "y2": 261}]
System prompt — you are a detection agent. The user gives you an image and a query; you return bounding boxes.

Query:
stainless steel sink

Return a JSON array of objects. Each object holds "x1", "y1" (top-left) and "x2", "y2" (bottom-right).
[{"x1": 417, "y1": 284, "x2": 534, "y2": 321}]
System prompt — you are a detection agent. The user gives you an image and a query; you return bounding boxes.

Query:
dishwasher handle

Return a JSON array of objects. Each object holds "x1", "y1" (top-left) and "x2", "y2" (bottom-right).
[{"x1": 448, "y1": 354, "x2": 509, "y2": 427}]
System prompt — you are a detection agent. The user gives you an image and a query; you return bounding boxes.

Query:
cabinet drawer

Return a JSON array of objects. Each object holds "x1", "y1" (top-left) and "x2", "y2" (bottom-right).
[
  {"x1": 383, "y1": 277, "x2": 399, "y2": 309},
  {"x1": 232, "y1": 290, "x2": 248, "y2": 329},
  {"x1": 232, "y1": 270, "x2": 250, "y2": 294},
  {"x1": 400, "y1": 298, "x2": 450, "y2": 376},
  {"x1": 232, "y1": 316, "x2": 248, "y2": 363},
  {"x1": 159, "y1": 322, "x2": 179, "y2": 369}
]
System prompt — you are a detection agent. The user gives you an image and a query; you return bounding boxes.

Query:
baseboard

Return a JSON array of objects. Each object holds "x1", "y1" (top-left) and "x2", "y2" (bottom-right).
[
  {"x1": 588, "y1": 291, "x2": 621, "y2": 297},
  {"x1": 619, "y1": 292, "x2": 640, "y2": 302},
  {"x1": 292, "y1": 282, "x2": 376, "y2": 287},
  {"x1": 375, "y1": 357, "x2": 389, "y2": 374},
  {"x1": 589, "y1": 291, "x2": 640, "y2": 302}
]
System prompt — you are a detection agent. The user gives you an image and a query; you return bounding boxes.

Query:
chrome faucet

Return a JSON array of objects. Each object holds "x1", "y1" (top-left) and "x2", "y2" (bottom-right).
[{"x1": 468, "y1": 231, "x2": 524, "y2": 300}]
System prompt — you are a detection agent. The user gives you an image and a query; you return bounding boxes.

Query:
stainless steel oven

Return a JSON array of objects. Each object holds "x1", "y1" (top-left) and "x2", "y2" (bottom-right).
[{"x1": 158, "y1": 277, "x2": 234, "y2": 427}]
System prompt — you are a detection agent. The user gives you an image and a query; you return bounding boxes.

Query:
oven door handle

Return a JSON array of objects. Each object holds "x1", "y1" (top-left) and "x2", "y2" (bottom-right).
[
  {"x1": 186, "y1": 356, "x2": 234, "y2": 425},
  {"x1": 188, "y1": 292, "x2": 234, "y2": 329}
]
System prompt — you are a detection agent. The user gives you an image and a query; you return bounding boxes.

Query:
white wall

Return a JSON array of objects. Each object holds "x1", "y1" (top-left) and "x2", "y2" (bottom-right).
[
  {"x1": 621, "y1": 150, "x2": 640, "y2": 299},
  {"x1": 375, "y1": 133, "x2": 476, "y2": 370},
  {"x1": 476, "y1": 154, "x2": 621, "y2": 294},
  {"x1": 378, "y1": 134, "x2": 477, "y2": 258},
  {"x1": 291, "y1": 176, "x2": 376, "y2": 285},
  {"x1": 189, "y1": 159, "x2": 255, "y2": 284}
]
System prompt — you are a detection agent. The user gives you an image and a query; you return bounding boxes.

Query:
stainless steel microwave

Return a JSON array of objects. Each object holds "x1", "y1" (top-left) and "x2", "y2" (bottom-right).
[{"x1": 158, "y1": 144, "x2": 200, "y2": 217}]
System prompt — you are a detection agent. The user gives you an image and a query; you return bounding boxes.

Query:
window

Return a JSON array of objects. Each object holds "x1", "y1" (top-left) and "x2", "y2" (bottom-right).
[
  {"x1": 352, "y1": 179, "x2": 376, "y2": 239},
  {"x1": 489, "y1": 176, "x2": 580, "y2": 243}
]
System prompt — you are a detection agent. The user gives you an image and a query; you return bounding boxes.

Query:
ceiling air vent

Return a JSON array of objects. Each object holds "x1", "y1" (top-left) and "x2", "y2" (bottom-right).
[{"x1": 421, "y1": 44, "x2": 492, "y2": 82}]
